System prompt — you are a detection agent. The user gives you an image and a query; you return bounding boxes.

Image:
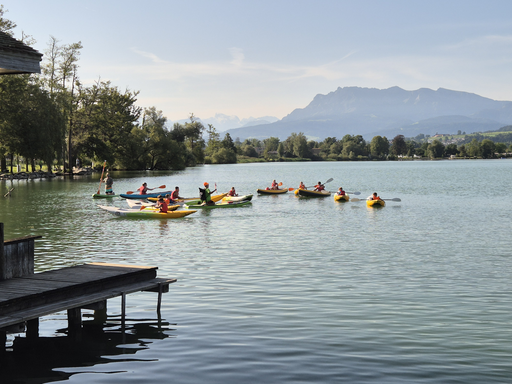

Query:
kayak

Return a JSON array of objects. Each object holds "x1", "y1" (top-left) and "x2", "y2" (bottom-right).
[
  {"x1": 147, "y1": 193, "x2": 227, "y2": 204},
  {"x1": 92, "y1": 193, "x2": 117, "y2": 198},
  {"x1": 125, "y1": 199, "x2": 156, "y2": 208},
  {"x1": 98, "y1": 205, "x2": 196, "y2": 218},
  {"x1": 366, "y1": 199, "x2": 386, "y2": 207},
  {"x1": 222, "y1": 194, "x2": 253, "y2": 202},
  {"x1": 184, "y1": 200, "x2": 252, "y2": 209},
  {"x1": 334, "y1": 194, "x2": 349, "y2": 202},
  {"x1": 257, "y1": 188, "x2": 288, "y2": 195},
  {"x1": 125, "y1": 198, "x2": 179, "y2": 211},
  {"x1": 120, "y1": 191, "x2": 173, "y2": 199},
  {"x1": 295, "y1": 189, "x2": 331, "y2": 198}
]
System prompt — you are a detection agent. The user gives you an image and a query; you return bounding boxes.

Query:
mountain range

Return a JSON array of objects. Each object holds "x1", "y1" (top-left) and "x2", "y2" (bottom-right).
[{"x1": 220, "y1": 86, "x2": 512, "y2": 141}]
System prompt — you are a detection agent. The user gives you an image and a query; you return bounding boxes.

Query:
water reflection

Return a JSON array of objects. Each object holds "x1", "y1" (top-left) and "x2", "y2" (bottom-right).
[{"x1": 0, "y1": 316, "x2": 174, "y2": 383}]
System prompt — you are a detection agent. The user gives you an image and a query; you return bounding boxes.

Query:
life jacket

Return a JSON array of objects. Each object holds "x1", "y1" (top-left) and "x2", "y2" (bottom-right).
[
  {"x1": 159, "y1": 201, "x2": 168, "y2": 213},
  {"x1": 199, "y1": 188, "x2": 206, "y2": 201}
]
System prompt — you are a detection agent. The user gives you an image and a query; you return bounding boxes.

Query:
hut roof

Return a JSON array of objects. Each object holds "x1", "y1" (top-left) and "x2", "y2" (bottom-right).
[{"x1": 0, "y1": 31, "x2": 42, "y2": 75}]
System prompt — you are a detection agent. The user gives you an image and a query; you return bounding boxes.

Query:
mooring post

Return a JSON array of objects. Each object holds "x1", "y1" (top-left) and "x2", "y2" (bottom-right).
[
  {"x1": 26, "y1": 318, "x2": 39, "y2": 339},
  {"x1": 121, "y1": 293, "x2": 126, "y2": 331},
  {"x1": 67, "y1": 307, "x2": 82, "y2": 341},
  {"x1": 0, "y1": 330, "x2": 6, "y2": 352},
  {"x1": 157, "y1": 282, "x2": 163, "y2": 315}
]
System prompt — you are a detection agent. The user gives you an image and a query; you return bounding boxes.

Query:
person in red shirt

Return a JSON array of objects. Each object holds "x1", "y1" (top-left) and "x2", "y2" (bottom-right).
[
  {"x1": 314, "y1": 182, "x2": 325, "y2": 192},
  {"x1": 271, "y1": 180, "x2": 279, "y2": 190},
  {"x1": 227, "y1": 187, "x2": 237, "y2": 196},
  {"x1": 367, "y1": 192, "x2": 381, "y2": 200},
  {"x1": 171, "y1": 186, "x2": 183, "y2": 201},
  {"x1": 299, "y1": 181, "x2": 306, "y2": 190},
  {"x1": 156, "y1": 196, "x2": 168, "y2": 213},
  {"x1": 137, "y1": 182, "x2": 155, "y2": 195},
  {"x1": 336, "y1": 187, "x2": 346, "y2": 196}
]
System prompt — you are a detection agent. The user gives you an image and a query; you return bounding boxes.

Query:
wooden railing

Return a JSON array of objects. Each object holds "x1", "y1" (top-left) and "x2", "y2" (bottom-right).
[{"x1": 0, "y1": 223, "x2": 41, "y2": 280}]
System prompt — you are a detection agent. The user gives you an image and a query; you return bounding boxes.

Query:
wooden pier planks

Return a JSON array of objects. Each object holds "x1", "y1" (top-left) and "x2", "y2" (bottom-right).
[{"x1": 0, "y1": 262, "x2": 176, "y2": 329}]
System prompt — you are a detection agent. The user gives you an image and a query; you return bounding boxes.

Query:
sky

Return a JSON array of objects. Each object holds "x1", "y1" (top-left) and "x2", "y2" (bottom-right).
[{"x1": 4, "y1": 0, "x2": 512, "y2": 126}]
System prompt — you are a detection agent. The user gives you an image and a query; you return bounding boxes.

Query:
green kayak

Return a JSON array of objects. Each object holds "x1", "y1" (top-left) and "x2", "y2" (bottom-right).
[{"x1": 184, "y1": 200, "x2": 252, "y2": 209}]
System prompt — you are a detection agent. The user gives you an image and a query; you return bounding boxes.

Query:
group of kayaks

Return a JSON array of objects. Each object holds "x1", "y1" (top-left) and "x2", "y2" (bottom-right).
[
  {"x1": 257, "y1": 186, "x2": 388, "y2": 207},
  {"x1": 96, "y1": 190, "x2": 254, "y2": 219},
  {"x1": 95, "y1": 180, "x2": 395, "y2": 219}
]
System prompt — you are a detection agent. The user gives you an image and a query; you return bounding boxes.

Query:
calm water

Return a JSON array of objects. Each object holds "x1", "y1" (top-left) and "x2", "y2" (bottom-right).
[{"x1": 1, "y1": 160, "x2": 512, "y2": 383}]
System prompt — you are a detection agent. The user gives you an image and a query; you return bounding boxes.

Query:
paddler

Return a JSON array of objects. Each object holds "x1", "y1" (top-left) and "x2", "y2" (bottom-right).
[
  {"x1": 271, "y1": 180, "x2": 279, "y2": 190},
  {"x1": 314, "y1": 182, "x2": 325, "y2": 192},
  {"x1": 203, "y1": 182, "x2": 217, "y2": 205},
  {"x1": 171, "y1": 186, "x2": 183, "y2": 201},
  {"x1": 137, "y1": 182, "x2": 155, "y2": 195},
  {"x1": 227, "y1": 187, "x2": 238, "y2": 197},
  {"x1": 104, "y1": 172, "x2": 114, "y2": 195},
  {"x1": 367, "y1": 192, "x2": 381, "y2": 201},
  {"x1": 156, "y1": 195, "x2": 168, "y2": 213},
  {"x1": 299, "y1": 181, "x2": 306, "y2": 190},
  {"x1": 336, "y1": 187, "x2": 346, "y2": 196}
]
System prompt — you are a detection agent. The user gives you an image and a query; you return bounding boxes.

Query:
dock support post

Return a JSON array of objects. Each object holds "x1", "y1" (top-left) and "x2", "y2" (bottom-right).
[
  {"x1": 157, "y1": 282, "x2": 163, "y2": 316},
  {"x1": 67, "y1": 308, "x2": 82, "y2": 339},
  {"x1": 26, "y1": 318, "x2": 39, "y2": 339},
  {"x1": 0, "y1": 330, "x2": 5, "y2": 352},
  {"x1": 121, "y1": 293, "x2": 126, "y2": 330}
]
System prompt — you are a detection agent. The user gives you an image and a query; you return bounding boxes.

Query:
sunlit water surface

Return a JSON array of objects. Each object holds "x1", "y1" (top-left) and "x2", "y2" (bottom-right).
[{"x1": 1, "y1": 160, "x2": 512, "y2": 383}]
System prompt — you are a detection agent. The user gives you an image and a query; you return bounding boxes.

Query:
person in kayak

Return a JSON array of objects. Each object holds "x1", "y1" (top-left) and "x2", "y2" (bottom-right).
[
  {"x1": 299, "y1": 181, "x2": 306, "y2": 190},
  {"x1": 271, "y1": 180, "x2": 279, "y2": 190},
  {"x1": 164, "y1": 194, "x2": 174, "y2": 205},
  {"x1": 171, "y1": 186, "x2": 183, "y2": 201},
  {"x1": 138, "y1": 182, "x2": 155, "y2": 195},
  {"x1": 156, "y1": 196, "x2": 168, "y2": 213},
  {"x1": 314, "y1": 182, "x2": 325, "y2": 192},
  {"x1": 367, "y1": 192, "x2": 381, "y2": 200},
  {"x1": 336, "y1": 187, "x2": 346, "y2": 196},
  {"x1": 104, "y1": 173, "x2": 114, "y2": 195},
  {"x1": 227, "y1": 187, "x2": 238, "y2": 197},
  {"x1": 203, "y1": 182, "x2": 217, "y2": 205}
]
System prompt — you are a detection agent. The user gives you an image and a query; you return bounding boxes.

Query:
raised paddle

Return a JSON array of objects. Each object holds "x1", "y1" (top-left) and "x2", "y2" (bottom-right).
[
  {"x1": 307, "y1": 178, "x2": 333, "y2": 188},
  {"x1": 97, "y1": 160, "x2": 106, "y2": 194},
  {"x1": 126, "y1": 185, "x2": 166, "y2": 195}
]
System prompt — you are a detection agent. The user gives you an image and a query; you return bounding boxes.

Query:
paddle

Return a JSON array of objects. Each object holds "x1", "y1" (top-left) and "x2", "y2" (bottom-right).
[
  {"x1": 97, "y1": 160, "x2": 106, "y2": 194},
  {"x1": 307, "y1": 178, "x2": 333, "y2": 189},
  {"x1": 331, "y1": 191, "x2": 361, "y2": 195},
  {"x1": 126, "y1": 185, "x2": 166, "y2": 195},
  {"x1": 350, "y1": 197, "x2": 401, "y2": 202}
]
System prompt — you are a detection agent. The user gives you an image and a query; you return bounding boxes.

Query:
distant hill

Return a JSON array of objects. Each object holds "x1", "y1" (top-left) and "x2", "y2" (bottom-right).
[{"x1": 224, "y1": 86, "x2": 512, "y2": 141}]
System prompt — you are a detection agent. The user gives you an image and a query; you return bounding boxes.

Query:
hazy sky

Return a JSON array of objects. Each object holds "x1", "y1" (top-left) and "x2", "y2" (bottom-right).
[{"x1": 5, "y1": 0, "x2": 512, "y2": 122}]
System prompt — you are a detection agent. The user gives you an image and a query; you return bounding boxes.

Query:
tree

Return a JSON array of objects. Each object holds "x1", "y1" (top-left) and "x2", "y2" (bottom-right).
[
  {"x1": 427, "y1": 140, "x2": 445, "y2": 159},
  {"x1": 390, "y1": 135, "x2": 407, "y2": 156},
  {"x1": 467, "y1": 139, "x2": 481, "y2": 157},
  {"x1": 370, "y1": 136, "x2": 389, "y2": 159},
  {"x1": 0, "y1": 5, "x2": 16, "y2": 36},
  {"x1": 480, "y1": 139, "x2": 496, "y2": 159},
  {"x1": 445, "y1": 143, "x2": 458, "y2": 156}
]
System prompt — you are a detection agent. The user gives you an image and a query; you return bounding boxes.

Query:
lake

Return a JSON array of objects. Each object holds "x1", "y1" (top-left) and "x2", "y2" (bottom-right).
[{"x1": 1, "y1": 159, "x2": 512, "y2": 383}]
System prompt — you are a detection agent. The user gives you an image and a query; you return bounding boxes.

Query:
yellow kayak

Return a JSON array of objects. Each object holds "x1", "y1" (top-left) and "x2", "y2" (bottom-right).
[
  {"x1": 366, "y1": 199, "x2": 385, "y2": 207},
  {"x1": 148, "y1": 193, "x2": 227, "y2": 203},
  {"x1": 334, "y1": 194, "x2": 349, "y2": 202}
]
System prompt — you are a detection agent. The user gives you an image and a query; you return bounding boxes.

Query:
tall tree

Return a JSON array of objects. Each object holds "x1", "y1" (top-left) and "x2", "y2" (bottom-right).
[
  {"x1": 390, "y1": 135, "x2": 407, "y2": 156},
  {"x1": 370, "y1": 136, "x2": 389, "y2": 159}
]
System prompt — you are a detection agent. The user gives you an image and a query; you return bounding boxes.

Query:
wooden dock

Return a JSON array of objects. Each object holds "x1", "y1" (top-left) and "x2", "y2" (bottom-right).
[{"x1": 0, "y1": 223, "x2": 176, "y2": 347}]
